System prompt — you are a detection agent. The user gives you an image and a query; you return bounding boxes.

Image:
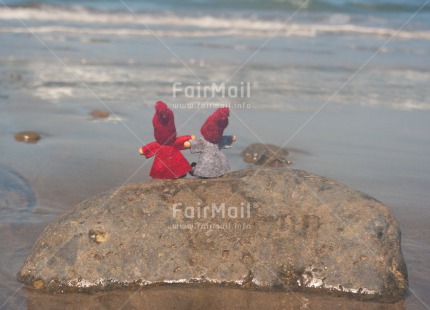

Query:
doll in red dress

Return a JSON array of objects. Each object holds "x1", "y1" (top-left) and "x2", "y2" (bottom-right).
[{"x1": 139, "y1": 101, "x2": 194, "y2": 179}]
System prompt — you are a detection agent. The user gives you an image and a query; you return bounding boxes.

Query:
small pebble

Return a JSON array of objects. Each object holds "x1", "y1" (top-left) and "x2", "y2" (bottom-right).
[
  {"x1": 9, "y1": 73, "x2": 21, "y2": 81},
  {"x1": 14, "y1": 131, "x2": 41, "y2": 143},
  {"x1": 90, "y1": 109, "x2": 110, "y2": 119}
]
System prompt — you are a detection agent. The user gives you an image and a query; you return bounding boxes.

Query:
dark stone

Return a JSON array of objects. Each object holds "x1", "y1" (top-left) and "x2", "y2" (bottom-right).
[
  {"x1": 14, "y1": 131, "x2": 41, "y2": 143},
  {"x1": 241, "y1": 144, "x2": 291, "y2": 167},
  {"x1": 90, "y1": 110, "x2": 110, "y2": 119}
]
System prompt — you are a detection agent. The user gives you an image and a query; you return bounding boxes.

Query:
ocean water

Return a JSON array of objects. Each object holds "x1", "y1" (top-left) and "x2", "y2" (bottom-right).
[
  {"x1": 0, "y1": 0, "x2": 430, "y2": 309},
  {"x1": 1, "y1": 0, "x2": 430, "y2": 111}
]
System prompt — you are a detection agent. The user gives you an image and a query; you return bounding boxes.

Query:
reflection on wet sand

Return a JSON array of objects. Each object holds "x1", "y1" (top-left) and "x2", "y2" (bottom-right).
[{"x1": 26, "y1": 286, "x2": 406, "y2": 310}]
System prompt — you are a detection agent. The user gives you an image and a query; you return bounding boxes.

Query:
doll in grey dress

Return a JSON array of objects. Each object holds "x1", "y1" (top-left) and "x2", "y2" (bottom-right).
[{"x1": 185, "y1": 107, "x2": 236, "y2": 178}]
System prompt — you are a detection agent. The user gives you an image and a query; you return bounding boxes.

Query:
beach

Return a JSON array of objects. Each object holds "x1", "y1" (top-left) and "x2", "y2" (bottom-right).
[{"x1": 1, "y1": 0, "x2": 430, "y2": 308}]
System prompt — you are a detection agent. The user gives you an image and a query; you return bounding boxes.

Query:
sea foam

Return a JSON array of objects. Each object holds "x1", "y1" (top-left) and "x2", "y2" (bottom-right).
[{"x1": 1, "y1": 6, "x2": 430, "y2": 40}]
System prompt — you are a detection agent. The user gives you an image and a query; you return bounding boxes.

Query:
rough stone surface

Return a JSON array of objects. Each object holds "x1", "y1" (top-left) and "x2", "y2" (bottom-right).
[
  {"x1": 241, "y1": 144, "x2": 291, "y2": 167},
  {"x1": 18, "y1": 168, "x2": 407, "y2": 301}
]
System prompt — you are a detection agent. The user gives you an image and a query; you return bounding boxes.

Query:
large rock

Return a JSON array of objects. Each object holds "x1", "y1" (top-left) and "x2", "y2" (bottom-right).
[{"x1": 18, "y1": 168, "x2": 407, "y2": 302}]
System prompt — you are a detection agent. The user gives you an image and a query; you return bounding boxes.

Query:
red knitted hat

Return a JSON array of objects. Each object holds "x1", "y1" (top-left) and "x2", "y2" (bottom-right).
[
  {"x1": 153, "y1": 101, "x2": 177, "y2": 145},
  {"x1": 201, "y1": 107, "x2": 230, "y2": 144}
]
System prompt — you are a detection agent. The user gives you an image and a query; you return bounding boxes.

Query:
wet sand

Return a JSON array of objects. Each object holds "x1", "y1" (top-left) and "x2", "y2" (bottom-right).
[
  {"x1": 25, "y1": 287, "x2": 408, "y2": 310},
  {"x1": 0, "y1": 95, "x2": 429, "y2": 309}
]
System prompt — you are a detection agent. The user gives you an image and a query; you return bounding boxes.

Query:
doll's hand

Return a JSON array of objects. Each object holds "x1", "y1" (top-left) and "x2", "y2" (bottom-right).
[
  {"x1": 184, "y1": 141, "x2": 191, "y2": 148},
  {"x1": 191, "y1": 135, "x2": 196, "y2": 140},
  {"x1": 139, "y1": 148, "x2": 144, "y2": 155},
  {"x1": 232, "y1": 135, "x2": 236, "y2": 142}
]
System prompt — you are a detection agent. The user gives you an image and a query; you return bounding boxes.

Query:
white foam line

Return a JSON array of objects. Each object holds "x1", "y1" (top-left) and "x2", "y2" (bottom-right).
[
  {"x1": 1, "y1": 24, "x2": 429, "y2": 40},
  {"x1": 4, "y1": 26, "x2": 237, "y2": 37},
  {"x1": 1, "y1": 7, "x2": 430, "y2": 40}
]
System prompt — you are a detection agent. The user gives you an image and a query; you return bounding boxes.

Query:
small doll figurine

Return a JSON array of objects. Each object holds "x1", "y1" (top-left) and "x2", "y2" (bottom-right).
[
  {"x1": 185, "y1": 107, "x2": 236, "y2": 178},
  {"x1": 139, "y1": 101, "x2": 194, "y2": 179}
]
